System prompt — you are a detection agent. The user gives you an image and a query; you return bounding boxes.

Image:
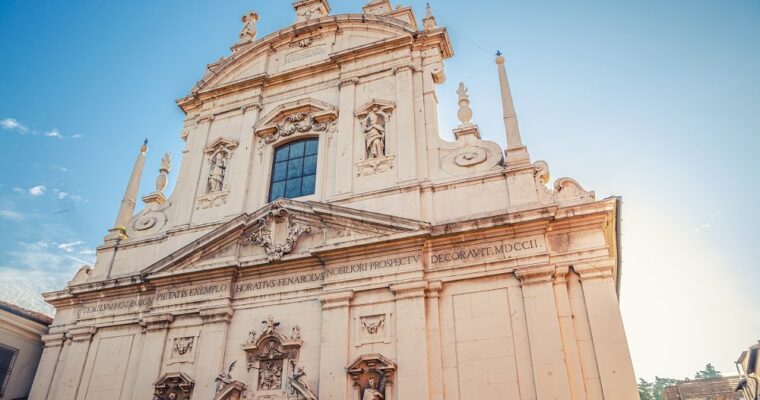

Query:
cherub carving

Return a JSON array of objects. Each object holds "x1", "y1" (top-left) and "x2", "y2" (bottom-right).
[
  {"x1": 239, "y1": 12, "x2": 260, "y2": 42},
  {"x1": 262, "y1": 315, "x2": 280, "y2": 335},
  {"x1": 247, "y1": 330, "x2": 257, "y2": 344},
  {"x1": 291, "y1": 324, "x2": 302, "y2": 340},
  {"x1": 215, "y1": 361, "x2": 236, "y2": 393},
  {"x1": 362, "y1": 317, "x2": 385, "y2": 335},
  {"x1": 363, "y1": 105, "x2": 386, "y2": 159}
]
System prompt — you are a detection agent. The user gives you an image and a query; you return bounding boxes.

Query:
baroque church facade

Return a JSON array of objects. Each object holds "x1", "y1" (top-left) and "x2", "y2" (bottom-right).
[{"x1": 29, "y1": 1, "x2": 639, "y2": 399}]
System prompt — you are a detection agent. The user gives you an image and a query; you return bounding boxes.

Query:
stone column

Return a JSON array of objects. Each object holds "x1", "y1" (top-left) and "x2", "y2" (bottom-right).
[
  {"x1": 574, "y1": 261, "x2": 638, "y2": 399},
  {"x1": 334, "y1": 78, "x2": 357, "y2": 196},
  {"x1": 130, "y1": 314, "x2": 174, "y2": 400},
  {"x1": 425, "y1": 281, "x2": 444, "y2": 400},
  {"x1": 55, "y1": 326, "x2": 97, "y2": 400},
  {"x1": 553, "y1": 266, "x2": 588, "y2": 400},
  {"x1": 390, "y1": 281, "x2": 430, "y2": 400},
  {"x1": 318, "y1": 291, "x2": 353, "y2": 400},
  {"x1": 393, "y1": 65, "x2": 417, "y2": 182},
  {"x1": 230, "y1": 98, "x2": 263, "y2": 212},
  {"x1": 193, "y1": 307, "x2": 234, "y2": 400},
  {"x1": 28, "y1": 332, "x2": 66, "y2": 400},
  {"x1": 514, "y1": 266, "x2": 572, "y2": 400}
]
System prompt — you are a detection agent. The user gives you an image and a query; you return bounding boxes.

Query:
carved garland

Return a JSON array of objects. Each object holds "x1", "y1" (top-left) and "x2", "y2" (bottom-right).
[{"x1": 260, "y1": 112, "x2": 328, "y2": 146}]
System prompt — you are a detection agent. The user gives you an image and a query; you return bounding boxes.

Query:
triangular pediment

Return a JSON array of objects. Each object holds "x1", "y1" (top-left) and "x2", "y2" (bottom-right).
[
  {"x1": 256, "y1": 98, "x2": 337, "y2": 129},
  {"x1": 141, "y1": 199, "x2": 429, "y2": 277}
]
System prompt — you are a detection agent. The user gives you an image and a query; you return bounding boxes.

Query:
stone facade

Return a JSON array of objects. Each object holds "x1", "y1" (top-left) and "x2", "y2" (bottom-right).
[
  {"x1": 736, "y1": 344, "x2": 760, "y2": 399},
  {"x1": 29, "y1": 1, "x2": 639, "y2": 399}
]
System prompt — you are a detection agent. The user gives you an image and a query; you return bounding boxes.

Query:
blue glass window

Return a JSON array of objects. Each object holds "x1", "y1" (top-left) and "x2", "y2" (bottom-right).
[{"x1": 269, "y1": 138, "x2": 318, "y2": 201}]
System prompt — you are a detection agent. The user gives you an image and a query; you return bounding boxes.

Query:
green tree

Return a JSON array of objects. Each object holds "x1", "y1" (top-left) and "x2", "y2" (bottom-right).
[
  {"x1": 653, "y1": 376, "x2": 678, "y2": 400},
  {"x1": 695, "y1": 363, "x2": 722, "y2": 379},
  {"x1": 638, "y1": 378, "x2": 654, "y2": 400}
]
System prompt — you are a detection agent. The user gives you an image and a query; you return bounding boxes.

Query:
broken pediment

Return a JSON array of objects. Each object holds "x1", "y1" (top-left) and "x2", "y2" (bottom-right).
[
  {"x1": 141, "y1": 199, "x2": 429, "y2": 277},
  {"x1": 255, "y1": 98, "x2": 338, "y2": 146}
]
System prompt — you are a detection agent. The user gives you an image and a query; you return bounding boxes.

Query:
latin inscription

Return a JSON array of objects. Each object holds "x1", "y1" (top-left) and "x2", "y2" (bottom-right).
[
  {"x1": 78, "y1": 297, "x2": 153, "y2": 318},
  {"x1": 284, "y1": 46, "x2": 326, "y2": 64},
  {"x1": 429, "y1": 235, "x2": 546, "y2": 268},
  {"x1": 154, "y1": 282, "x2": 230, "y2": 307}
]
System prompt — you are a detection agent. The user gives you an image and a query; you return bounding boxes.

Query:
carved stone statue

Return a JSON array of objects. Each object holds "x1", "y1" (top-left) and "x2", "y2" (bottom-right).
[
  {"x1": 363, "y1": 106, "x2": 386, "y2": 159},
  {"x1": 207, "y1": 151, "x2": 227, "y2": 193},
  {"x1": 262, "y1": 315, "x2": 280, "y2": 335},
  {"x1": 248, "y1": 330, "x2": 257, "y2": 344},
  {"x1": 239, "y1": 12, "x2": 260, "y2": 42},
  {"x1": 361, "y1": 378, "x2": 384, "y2": 400},
  {"x1": 291, "y1": 324, "x2": 301, "y2": 340}
]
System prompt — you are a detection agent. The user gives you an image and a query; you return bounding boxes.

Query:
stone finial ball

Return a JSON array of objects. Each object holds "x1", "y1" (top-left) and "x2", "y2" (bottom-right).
[{"x1": 495, "y1": 55, "x2": 505, "y2": 65}]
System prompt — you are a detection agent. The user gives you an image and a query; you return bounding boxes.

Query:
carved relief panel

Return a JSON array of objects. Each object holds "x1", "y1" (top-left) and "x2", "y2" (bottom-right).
[
  {"x1": 354, "y1": 310, "x2": 393, "y2": 347},
  {"x1": 348, "y1": 354, "x2": 396, "y2": 400},
  {"x1": 167, "y1": 333, "x2": 200, "y2": 365}
]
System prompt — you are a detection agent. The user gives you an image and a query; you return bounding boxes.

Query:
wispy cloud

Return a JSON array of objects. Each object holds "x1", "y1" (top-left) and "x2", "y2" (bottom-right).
[
  {"x1": 11, "y1": 187, "x2": 24, "y2": 194},
  {"x1": 1, "y1": 117, "x2": 29, "y2": 132},
  {"x1": 28, "y1": 185, "x2": 46, "y2": 196},
  {"x1": 693, "y1": 211, "x2": 720, "y2": 233},
  {"x1": 52, "y1": 188, "x2": 84, "y2": 202},
  {"x1": 57, "y1": 240, "x2": 83, "y2": 253},
  {"x1": 1, "y1": 117, "x2": 82, "y2": 139},
  {"x1": 51, "y1": 165, "x2": 69, "y2": 172},
  {"x1": 0, "y1": 210, "x2": 24, "y2": 221}
]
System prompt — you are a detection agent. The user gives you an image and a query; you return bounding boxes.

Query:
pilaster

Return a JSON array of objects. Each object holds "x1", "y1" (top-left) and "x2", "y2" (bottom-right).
[
  {"x1": 514, "y1": 266, "x2": 573, "y2": 400},
  {"x1": 131, "y1": 314, "x2": 175, "y2": 400},
  {"x1": 334, "y1": 78, "x2": 357, "y2": 195},
  {"x1": 56, "y1": 326, "x2": 97, "y2": 400},
  {"x1": 574, "y1": 261, "x2": 638, "y2": 399},
  {"x1": 553, "y1": 266, "x2": 588, "y2": 400},
  {"x1": 173, "y1": 114, "x2": 215, "y2": 226},
  {"x1": 318, "y1": 290, "x2": 353, "y2": 400},
  {"x1": 425, "y1": 281, "x2": 444, "y2": 400},
  {"x1": 193, "y1": 307, "x2": 234, "y2": 400},
  {"x1": 29, "y1": 332, "x2": 67, "y2": 400},
  {"x1": 231, "y1": 98, "x2": 263, "y2": 213},
  {"x1": 390, "y1": 281, "x2": 430, "y2": 400},
  {"x1": 393, "y1": 65, "x2": 417, "y2": 182}
]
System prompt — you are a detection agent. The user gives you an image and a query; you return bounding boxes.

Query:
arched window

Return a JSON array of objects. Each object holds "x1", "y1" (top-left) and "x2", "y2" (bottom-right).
[{"x1": 269, "y1": 138, "x2": 318, "y2": 202}]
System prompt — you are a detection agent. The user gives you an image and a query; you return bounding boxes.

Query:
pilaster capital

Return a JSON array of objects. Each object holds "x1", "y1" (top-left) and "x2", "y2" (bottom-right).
[
  {"x1": 199, "y1": 306, "x2": 233, "y2": 323},
  {"x1": 339, "y1": 77, "x2": 359, "y2": 88},
  {"x1": 67, "y1": 326, "x2": 97, "y2": 342},
  {"x1": 140, "y1": 313, "x2": 175, "y2": 332},
  {"x1": 552, "y1": 265, "x2": 571, "y2": 285},
  {"x1": 514, "y1": 265, "x2": 555, "y2": 286},
  {"x1": 572, "y1": 259, "x2": 615, "y2": 281},
  {"x1": 425, "y1": 280, "x2": 443, "y2": 298},
  {"x1": 41, "y1": 332, "x2": 67, "y2": 348},
  {"x1": 196, "y1": 114, "x2": 215, "y2": 125},
  {"x1": 392, "y1": 64, "x2": 416, "y2": 75},
  {"x1": 320, "y1": 290, "x2": 354, "y2": 310},
  {"x1": 390, "y1": 281, "x2": 427, "y2": 300},
  {"x1": 241, "y1": 97, "x2": 263, "y2": 113}
]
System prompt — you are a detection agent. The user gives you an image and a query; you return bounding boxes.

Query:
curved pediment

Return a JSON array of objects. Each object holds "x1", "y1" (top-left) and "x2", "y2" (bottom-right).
[{"x1": 181, "y1": 14, "x2": 440, "y2": 101}]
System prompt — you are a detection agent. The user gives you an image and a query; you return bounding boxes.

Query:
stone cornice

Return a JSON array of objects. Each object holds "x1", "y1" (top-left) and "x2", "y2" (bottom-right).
[
  {"x1": 140, "y1": 313, "x2": 174, "y2": 332},
  {"x1": 572, "y1": 259, "x2": 615, "y2": 281},
  {"x1": 41, "y1": 332, "x2": 67, "y2": 348}
]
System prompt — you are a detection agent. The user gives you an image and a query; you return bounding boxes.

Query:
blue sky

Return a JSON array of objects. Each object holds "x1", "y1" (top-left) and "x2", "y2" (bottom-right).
[{"x1": 1, "y1": 0, "x2": 758, "y2": 382}]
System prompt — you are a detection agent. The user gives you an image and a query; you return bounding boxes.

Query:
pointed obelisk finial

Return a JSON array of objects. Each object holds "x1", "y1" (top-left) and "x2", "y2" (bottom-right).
[
  {"x1": 496, "y1": 51, "x2": 530, "y2": 165},
  {"x1": 422, "y1": 3, "x2": 437, "y2": 30},
  {"x1": 106, "y1": 139, "x2": 149, "y2": 240}
]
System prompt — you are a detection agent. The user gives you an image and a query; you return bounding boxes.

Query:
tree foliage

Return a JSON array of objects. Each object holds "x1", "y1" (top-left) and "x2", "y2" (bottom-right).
[{"x1": 695, "y1": 363, "x2": 722, "y2": 380}]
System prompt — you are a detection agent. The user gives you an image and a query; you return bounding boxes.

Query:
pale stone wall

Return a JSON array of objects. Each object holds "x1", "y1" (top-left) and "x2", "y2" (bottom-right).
[{"x1": 0, "y1": 309, "x2": 47, "y2": 400}]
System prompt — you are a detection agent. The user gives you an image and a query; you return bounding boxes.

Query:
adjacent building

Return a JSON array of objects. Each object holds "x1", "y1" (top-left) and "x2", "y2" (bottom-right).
[
  {"x1": 736, "y1": 343, "x2": 760, "y2": 399},
  {"x1": 29, "y1": 1, "x2": 639, "y2": 399},
  {"x1": 0, "y1": 301, "x2": 52, "y2": 400},
  {"x1": 663, "y1": 376, "x2": 745, "y2": 400}
]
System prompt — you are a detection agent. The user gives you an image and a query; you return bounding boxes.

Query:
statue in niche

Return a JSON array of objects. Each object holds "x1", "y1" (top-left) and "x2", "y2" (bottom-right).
[
  {"x1": 239, "y1": 12, "x2": 260, "y2": 42},
  {"x1": 363, "y1": 105, "x2": 386, "y2": 159},
  {"x1": 291, "y1": 324, "x2": 301, "y2": 340},
  {"x1": 361, "y1": 377, "x2": 385, "y2": 400},
  {"x1": 207, "y1": 151, "x2": 227, "y2": 193}
]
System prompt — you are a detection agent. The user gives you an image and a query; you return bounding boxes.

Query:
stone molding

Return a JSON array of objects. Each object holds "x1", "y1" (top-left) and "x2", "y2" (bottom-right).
[
  {"x1": 514, "y1": 265, "x2": 555, "y2": 286},
  {"x1": 140, "y1": 313, "x2": 175, "y2": 332},
  {"x1": 572, "y1": 259, "x2": 615, "y2": 281},
  {"x1": 67, "y1": 326, "x2": 97, "y2": 342},
  {"x1": 390, "y1": 281, "x2": 427, "y2": 300},
  {"x1": 338, "y1": 77, "x2": 359, "y2": 87},
  {"x1": 199, "y1": 306, "x2": 234, "y2": 323},
  {"x1": 319, "y1": 291, "x2": 353, "y2": 310},
  {"x1": 425, "y1": 280, "x2": 443, "y2": 298},
  {"x1": 41, "y1": 332, "x2": 67, "y2": 348}
]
